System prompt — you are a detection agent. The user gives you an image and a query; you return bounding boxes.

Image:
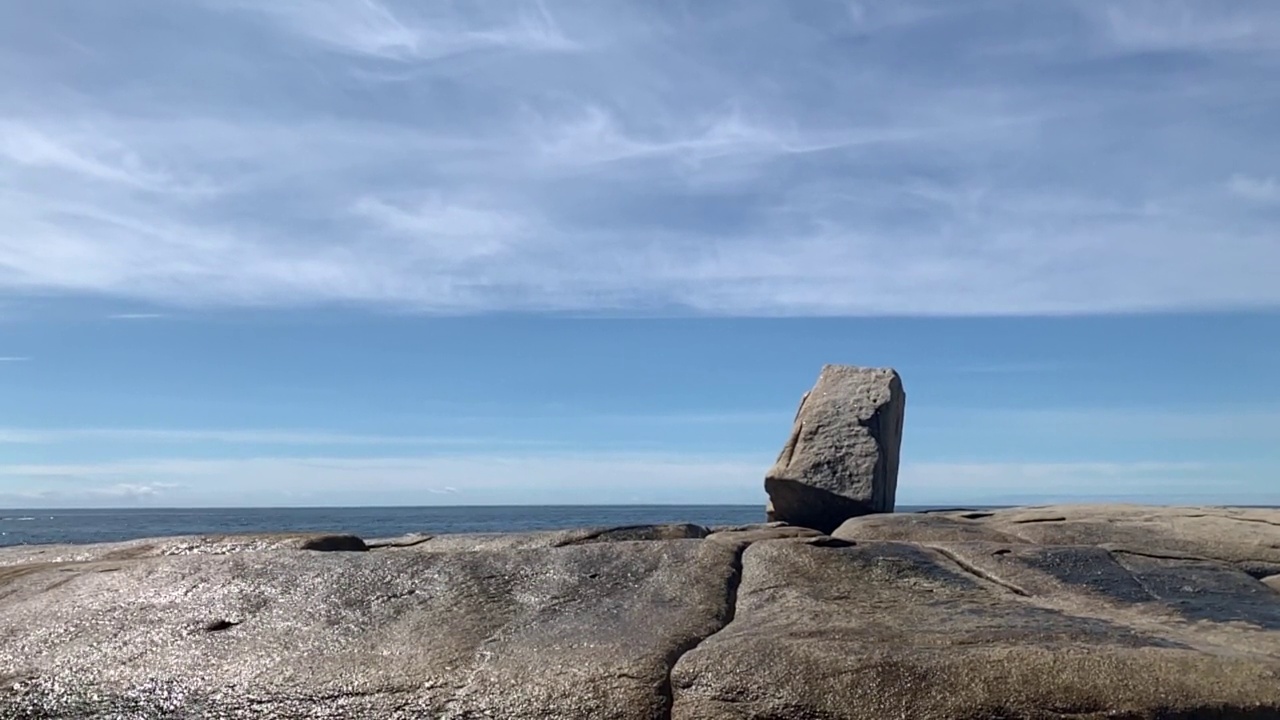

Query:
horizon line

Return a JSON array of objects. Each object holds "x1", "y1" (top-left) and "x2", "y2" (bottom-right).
[{"x1": 7, "y1": 501, "x2": 1277, "y2": 513}]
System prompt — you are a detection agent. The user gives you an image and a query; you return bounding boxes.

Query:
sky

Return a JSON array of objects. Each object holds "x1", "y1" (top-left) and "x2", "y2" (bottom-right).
[{"x1": 1, "y1": 0, "x2": 1278, "y2": 508}]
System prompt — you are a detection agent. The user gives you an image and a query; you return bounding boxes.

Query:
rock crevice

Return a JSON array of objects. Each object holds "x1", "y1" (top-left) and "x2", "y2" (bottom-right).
[
  {"x1": 924, "y1": 544, "x2": 1031, "y2": 597},
  {"x1": 658, "y1": 543, "x2": 747, "y2": 720}
]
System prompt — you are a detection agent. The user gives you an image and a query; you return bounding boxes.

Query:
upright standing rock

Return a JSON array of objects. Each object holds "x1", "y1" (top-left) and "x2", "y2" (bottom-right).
[{"x1": 764, "y1": 365, "x2": 905, "y2": 533}]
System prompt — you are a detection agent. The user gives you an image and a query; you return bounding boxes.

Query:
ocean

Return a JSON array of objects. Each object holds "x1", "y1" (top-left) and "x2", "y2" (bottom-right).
[
  {"x1": 0, "y1": 504, "x2": 955, "y2": 547},
  {"x1": 0, "y1": 505, "x2": 761, "y2": 547},
  {"x1": 8, "y1": 505, "x2": 1276, "y2": 548}
]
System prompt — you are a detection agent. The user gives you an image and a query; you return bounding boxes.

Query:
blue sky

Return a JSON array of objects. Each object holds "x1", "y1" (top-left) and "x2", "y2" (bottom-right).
[{"x1": 1, "y1": 1, "x2": 1278, "y2": 508}]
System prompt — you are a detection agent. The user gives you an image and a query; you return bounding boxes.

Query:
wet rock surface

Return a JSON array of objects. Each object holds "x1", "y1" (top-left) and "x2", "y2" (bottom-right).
[
  {"x1": 2, "y1": 508, "x2": 1278, "y2": 719},
  {"x1": 0, "y1": 533, "x2": 370, "y2": 568}
]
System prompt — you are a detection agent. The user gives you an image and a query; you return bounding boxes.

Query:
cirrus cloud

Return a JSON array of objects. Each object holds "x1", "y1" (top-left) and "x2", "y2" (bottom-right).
[{"x1": 1, "y1": 0, "x2": 1278, "y2": 316}]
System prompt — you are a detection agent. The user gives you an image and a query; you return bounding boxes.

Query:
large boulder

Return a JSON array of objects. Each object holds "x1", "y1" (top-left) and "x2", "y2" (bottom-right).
[{"x1": 764, "y1": 365, "x2": 905, "y2": 532}]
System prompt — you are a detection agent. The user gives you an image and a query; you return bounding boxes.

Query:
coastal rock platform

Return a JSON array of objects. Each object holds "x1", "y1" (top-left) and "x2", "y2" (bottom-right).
[{"x1": 1, "y1": 506, "x2": 1278, "y2": 719}]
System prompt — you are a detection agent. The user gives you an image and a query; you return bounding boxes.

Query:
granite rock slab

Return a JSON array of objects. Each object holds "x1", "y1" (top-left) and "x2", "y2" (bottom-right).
[{"x1": 2, "y1": 510, "x2": 1278, "y2": 719}]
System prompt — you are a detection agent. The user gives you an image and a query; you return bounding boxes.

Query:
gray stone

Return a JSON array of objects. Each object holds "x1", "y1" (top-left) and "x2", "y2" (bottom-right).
[
  {"x1": 671, "y1": 539, "x2": 1280, "y2": 719},
  {"x1": 3, "y1": 510, "x2": 1279, "y2": 719},
  {"x1": 841, "y1": 504, "x2": 1280, "y2": 579},
  {"x1": 834, "y1": 512, "x2": 1027, "y2": 544},
  {"x1": 834, "y1": 504, "x2": 1280, "y2": 589},
  {"x1": 365, "y1": 523, "x2": 709, "y2": 553},
  {"x1": 364, "y1": 533, "x2": 434, "y2": 549},
  {"x1": 564, "y1": 523, "x2": 710, "y2": 545},
  {"x1": 0, "y1": 535, "x2": 740, "y2": 719},
  {"x1": 0, "y1": 533, "x2": 368, "y2": 568},
  {"x1": 764, "y1": 365, "x2": 905, "y2": 532},
  {"x1": 706, "y1": 524, "x2": 825, "y2": 545}
]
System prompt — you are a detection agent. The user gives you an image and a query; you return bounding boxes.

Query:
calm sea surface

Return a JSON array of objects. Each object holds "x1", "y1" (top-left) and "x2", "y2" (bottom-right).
[{"x1": 0, "y1": 505, "x2": 960, "y2": 547}]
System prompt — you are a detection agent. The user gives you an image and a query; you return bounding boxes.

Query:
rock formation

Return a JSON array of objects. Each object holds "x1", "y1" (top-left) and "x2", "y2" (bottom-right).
[
  {"x1": 2, "y1": 506, "x2": 1278, "y2": 719},
  {"x1": 764, "y1": 364, "x2": 905, "y2": 532},
  {"x1": 3, "y1": 367, "x2": 1279, "y2": 718}
]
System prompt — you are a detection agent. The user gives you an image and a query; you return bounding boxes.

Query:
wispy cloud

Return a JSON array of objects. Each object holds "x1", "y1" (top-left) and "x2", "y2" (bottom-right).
[
  {"x1": 913, "y1": 407, "x2": 1280, "y2": 447},
  {"x1": 898, "y1": 460, "x2": 1274, "y2": 505},
  {"x1": 0, "y1": 121, "x2": 217, "y2": 195},
  {"x1": 1229, "y1": 174, "x2": 1280, "y2": 203},
  {"x1": 1084, "y1": 1, "x2": 1280, "y2": 54},
  {"x1": 349, "y1": 195, "x2": 525, "y2": 261},
  {"x1": 0, "y1": 430, "x2": 39, "y2": 443},
  {"x1": 0, "y1": 356, "x2": 29, "y2": 363},
  {"x1": 1, "y1": 1, "x2": 1278, "y2": 316},
  {"x1": 944, "y1": 362, "x2": 1067, "y2": 375},
  {"x1": 227, "y1": 0, "x2": 579, "y2": 62},
  {"x1": 94, "y1": 482, "x2": 181, "y2": 499},
  {"x1": 529, "y1": 106, "x2": 885, "y2": 169},
  {"x1": 0, "y1": 453, "x2": 768, "y2": 507},
  {"x1": 0, "y1": 413, "x2": 779, "y2": 448},
  {"x1": 844, "y1": 2, "x2": 957, "y2": 34},
  {"x1": 0, "y1": 427, "x2": 551, "y2": 447},
  {"x1": 107, "y1": 313, "x2": 167, "y2": 320},
  {"x1": 1, "y1": 453, "x2": 1270, "y2": 508},
  {"x1": 0, "y1": 481, "x2": 182, "y2": 504}
]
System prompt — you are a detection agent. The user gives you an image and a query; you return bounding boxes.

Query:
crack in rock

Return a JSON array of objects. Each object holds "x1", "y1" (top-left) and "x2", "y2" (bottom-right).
[
  {"x1": 553, "y1": 524, "x2": 710, "y2": 547},
  {"x1": 366, "y1": 535, "x2": 435, "y2": 550},
  {"x1": 659, "y1": 543, "x2": 746, "y2": 720},
  {"x1": 1105, "y1": 547, "x2": 1210, "y2": 563},
  {"x1": 1107, "y1": 548, "x2": 1280, "y2": 580},
  {"x1": 1175, "y1": 513, "x2": 1280, "y2": 528},
  {"x1": 925, "y1": 545, "x2": 1031, "y2": 597}
]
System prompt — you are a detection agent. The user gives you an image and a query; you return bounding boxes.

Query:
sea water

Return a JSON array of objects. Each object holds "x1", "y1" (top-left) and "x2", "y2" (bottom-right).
[{"x1": 0, "y1": 504, "x2": 957, "y2": 547}]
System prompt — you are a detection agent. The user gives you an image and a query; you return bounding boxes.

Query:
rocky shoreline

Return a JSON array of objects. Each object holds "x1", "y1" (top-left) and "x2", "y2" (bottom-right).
[
  {"x1": 2, "y1": 367, "x2": 1277, "y2": 718},
  {"x1": 1, "y1": 505, "x2": 1277, "y2": 719}
]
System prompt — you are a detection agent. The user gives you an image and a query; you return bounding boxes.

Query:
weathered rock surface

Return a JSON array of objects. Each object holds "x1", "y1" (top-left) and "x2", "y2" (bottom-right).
[
  {"x1": 705, "y1": 524, "x2": 824, "y2": 545},
  {"x1": 0, "y1": 533, "x2": 739, "y2": 719},
  {"x1": 0, "y1": 533, "x2": 369, "y2": 568},
  {"x1": 365, "y1": 523, "x2": 709, "y2": 552},
  {"x1": 836, "y1": 504, "x2": 1280, "y2": 578},
  {"x1": 672, "y1": 539, "x2": 1280, "y2": 720},
  {"x1": 764, "y1": 365, "x2": 905, "y2": 533},
  {"x1": 2, "y1": 508, "x2": 1279, "y2": 719}
]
